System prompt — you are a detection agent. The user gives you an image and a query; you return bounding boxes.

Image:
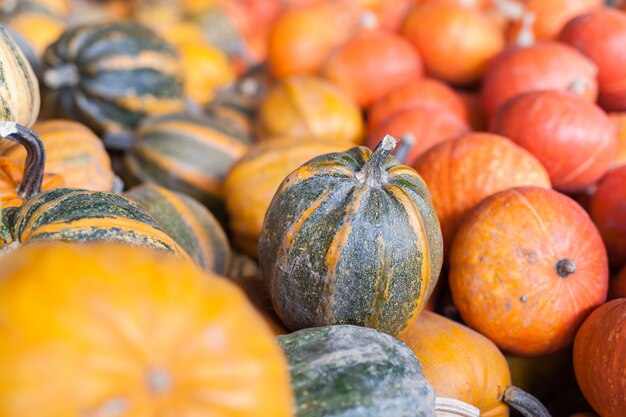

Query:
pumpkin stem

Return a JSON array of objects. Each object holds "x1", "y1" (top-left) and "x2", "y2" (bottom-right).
[
  {"x1": 555, "y1": 259, "x2": 576, "y2": 278},
  {"x1": 394, "y1": 133, "x2": 415, "y2": 165},
  {"x1": 43, "y1": 63, "x2": 80, "y2": 89},
  {"x1": 504, "y1": 386, "x2": 552, "y2": 417},
  {"x1": 493, "y1": 0, "x2": 525, "y2": 20},
  {"x1": 435, "y1": 397, "x2": 480, "y2": 417},
  {"x1": 568, "y1": 79, "x2": 591, "y2": 96},
  {"x1": 515, "y1": 12, "x2": 536, "y2": 47},
  {"x1": 356, "y1": 134, "x2": 397, "y2": 187},
  {"x1": 0, "y1": 121, "x2": 45, "y2": 200}
]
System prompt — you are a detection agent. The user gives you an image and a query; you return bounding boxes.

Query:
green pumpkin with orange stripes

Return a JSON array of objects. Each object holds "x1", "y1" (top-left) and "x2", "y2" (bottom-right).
[
  {"x1": 125, "y1": 112, "x2": 251, "y2": 218},
  {"x1": 259, "y1": 135, "x2": 443, "y2": 337}
]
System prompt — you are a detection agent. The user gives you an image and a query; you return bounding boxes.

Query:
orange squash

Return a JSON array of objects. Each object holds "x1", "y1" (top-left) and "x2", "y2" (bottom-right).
[
  {"x1": 0, "y1": 157, "x2": 64, "y2": 208},
  {"x1": 573, "y1": 298, "x2": 626, "y2": 417},
  {"x1": 450, "y1": 187, "x2": 608, "y2": 356},
  {"x1": 401, "y1": 311, "x2": 511, "y2": 417},
  {"x1": 609, "y1": 265, "x2": 626, "y2": 300},
  {"x1": 322, "y1": 28, "x2": 424, "y2": 108},
  {"x1": 0, "y1": 243, "x2": 294, "y2": 416},
  {"x1": 414, "y1": 132, "x2": 551, "y2": 255},
  {"x1": 257, "y1": 75, "x2": 364, "y2": 145},
  {"x1": 402, "y1": 4, "x2": 505, "y2": 85}
]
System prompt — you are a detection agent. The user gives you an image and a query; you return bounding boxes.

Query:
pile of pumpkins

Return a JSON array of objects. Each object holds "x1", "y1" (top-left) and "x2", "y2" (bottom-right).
[{"x1": 0, "y1": 0, "x2": 624, "y2": 416}]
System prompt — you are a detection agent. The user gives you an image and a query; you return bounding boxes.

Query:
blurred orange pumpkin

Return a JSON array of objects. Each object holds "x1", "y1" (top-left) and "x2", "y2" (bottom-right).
[{"x1": 0, "y1": 157, "x2": 64, "y2": 208}]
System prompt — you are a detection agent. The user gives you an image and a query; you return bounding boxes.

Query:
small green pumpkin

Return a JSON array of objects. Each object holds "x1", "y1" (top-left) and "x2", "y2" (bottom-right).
[
  {"x1": 259, "y1": 135, "x2": 443, "y2": 336},
  {"x1": 125, "y1": 183, "x2": 231, "y2": 274},
  {"x1": 125, "y1": 112, "x2": 251, "y2": 218},
  {"x1": 41, "y1": 22, "x2": 184, "y2": 135},
  {"x1": 277, "y1": 325, "x2": 436, "y2": 417}
]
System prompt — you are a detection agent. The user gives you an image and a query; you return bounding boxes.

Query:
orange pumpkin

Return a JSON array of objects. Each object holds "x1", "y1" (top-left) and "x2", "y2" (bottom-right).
[
  {"x1": 0, "y1": 157, "x2": 64, "y2": 208},
  {"x1": 573, "y1": 298, "x2": 626, "y2": 417},
  {"x1": 609, "y1": 112, "x2": 626, "y2": 167},
  {"x1": 450, "y1": 187, "x2": 609, "y2": 356},
  {"x1": 1, "y1": 120, "x2": 115, "y2": 192},
  {"x1": 322, "y1": 28, "x2": 424, "y2": 107},
  {"x1": 589, "y1": 165, "x2": 626, "y2": 269},
  {"x1": 609, "y1": 265, "x2": 626, "y2": 299},
  {"x1": 414, "y1": 132, "x2": 551, "y2": 255},
  {"x1": 481, "y1": 41, "x2": 599, "y2": 119},
  {"x1": 560, "y1": 9, "x2": 626, "y2": 112},
  {"x1": 401, "y1": 311, "x2": 511, "y2": 417},
  {"x1": 490, "y1": 90, "x2": 615, "y2": 192},
  {"x1": 367, "y1": 78, "x2": 469, "y2": 132},
  {"x1": 257, "y1": 75, "x2": 364, "y2": 145},
  {"x1": 366, "y1": 107, "x2": 470, "y2": 165},
  {"x1": 402, "y1": 4, "x2": 505, "y2": 85}
]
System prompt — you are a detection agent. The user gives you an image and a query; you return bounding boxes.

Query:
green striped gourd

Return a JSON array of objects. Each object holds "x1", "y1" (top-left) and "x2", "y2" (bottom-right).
[
  {"x1": 278, "y1": 325, "x2": 436, "y2": 417},
  {"x1": 41, "y1": 22, "x2": 184, "y2": 135},
  {"x1": 125, "y1": 183, "x2": 231, "y2": 274},
  {"x1": 259, "y1": 135, "x2": 443, "y2": 336},
  {"x1": 125, "y1": 112, "x2": 251, "y2": 218}
]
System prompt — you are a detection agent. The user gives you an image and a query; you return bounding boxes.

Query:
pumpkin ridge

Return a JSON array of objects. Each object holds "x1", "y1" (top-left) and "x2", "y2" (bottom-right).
[
  {"x1": 0, "y1": 28, "x2": 37, "y2": 124},
  {"x1": 83, "y1": 52, "x2": 180, "y2": 76}
]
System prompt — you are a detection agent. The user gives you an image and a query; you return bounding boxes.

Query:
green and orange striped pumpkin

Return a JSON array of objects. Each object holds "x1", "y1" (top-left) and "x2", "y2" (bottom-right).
[
  {"x1": 0, "y1": 188, "x2": 187, "y2": 257},
  {"x1": 125, "y1": 112, "x2": 251, "y2": 217},
  {"x1": 125, "y1": 183, "x2": 231, "y2": 274},
  {"x1": 41, "y1": 22, "x2": 184, "y2": 135},
  {"x1": 259, "y1": 135, "x2": 444, "y2": 336}
]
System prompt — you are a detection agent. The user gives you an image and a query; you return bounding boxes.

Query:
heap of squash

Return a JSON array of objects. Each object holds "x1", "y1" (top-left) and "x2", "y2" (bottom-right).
[{"x1": 0, "y1": 1, "x2": 624, "y2": 416}]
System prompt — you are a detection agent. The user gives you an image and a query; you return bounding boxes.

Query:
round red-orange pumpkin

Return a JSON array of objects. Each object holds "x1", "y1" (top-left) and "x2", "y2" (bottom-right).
[
  {"x1": 560, "y1": 9, "x2": 626, "y2": 111},
  {"x1": 450, "y1": 186, "x2": 609, "y2": 356},
  {"x1": 414, "y1": 132, "x2": 551, "y2": 254},
  {"x1": 322, "y1": 28, "x2": 423, "y2": 107},
  {"x1": 367, "y1": 107, "x2": 470, "y2": 165},
  {"x1": 490, "y1": 90, "x2": 615, "y2": 192},
  {"x1": 367, "y1": 78, "x2": 469, "y2": 131},
  {"x1": 573, "y1": 298, "x2": 626, "y2": 417},
  {"x1": 481, "y1": 41, "x2": 598, "y2": 119},
  {"x1": 402, "y1": 4, "x2": 505, "y2": 85}
]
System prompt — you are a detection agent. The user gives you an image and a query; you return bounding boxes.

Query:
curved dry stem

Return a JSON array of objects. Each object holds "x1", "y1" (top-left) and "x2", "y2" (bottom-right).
[
  {"x1": 0, "y1": 121, "x2": 45, "y2": 199},
  {"x1": 356, "y1": 134, "x2": 397, "y2": 187},
  {"x1": 504, "y1": 386, "x2": 552, "y2": 417}
]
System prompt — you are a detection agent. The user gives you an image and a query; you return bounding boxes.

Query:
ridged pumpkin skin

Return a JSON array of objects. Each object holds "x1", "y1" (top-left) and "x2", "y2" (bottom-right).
[
  {"x1": 0, "y1": 188, "x2": 187, "y2": 257},
  {"x1": 490, "y1": 90, "x2": 615, "y2": 192},
  {"x1": 481, "y1": 42, "x2": 599, "y2": 119},
  {"x1": 560, "y1": 9, "x2": 626, "y2": 111},
  {"x1": 278, "y1": 325, "x2": 436, "y2": 417},
  {"x1": 589, "y1": 165, "x2": 626, "y2": 269},
  {"x1": 0, "y1": 27, "x2": 40, "y2": 127},
  {"x1": 125, "y1": 112, "x2": 251, "y2": 217},
  {"x1": 125, "y1": 183, "x2": 231, "y2": 275},
  {"x1": 450, "y1": 187, "x2": 609, "y2": 356},
  {"x1": 573, "y1": 298, "x2": 626, "y2": 417},
  {"x1": 401, "y1": 311, "x2": 511, "y2": 417},
  {"x1": 259, "y1": 138, "x2": 443, "y2": 336},
  {"x1": 257, "y1": 75, "x2": 364, "y2": 145},
  {"x1": 41, "y1": 22, "x2": 184, "y2": 134},
  {"x1": 0, "y1": 120, "x2": 115, "y2": 192},
  {"x1": 0, "y1": 243, "x2": 294, "y2": 417},
  {"x1": 414, "y1": 133, "x2": 552, "y2": 254},
  {"x1": 0, "y1": 157, "x2": 65, "y2": 208},
  {"x1": 224, "y1": 139, "x2": 350, "y2": 257}
]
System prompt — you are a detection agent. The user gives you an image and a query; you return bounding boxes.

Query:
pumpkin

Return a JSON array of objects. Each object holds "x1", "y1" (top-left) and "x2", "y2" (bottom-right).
[
  {"x1": 41, "y1": 22, "x2": 185, "y2": 135},
  {"x1": 589, "y1": 165, "x2": 626, "y2": 269},
  {"x1": 259, "y1": 136, "x2": 443, "y2": 336},
  {"x1": 257, "y1": 75, "x2": 364, "y2": 145},
  {"x1": 450, "y1": 186, "x2": 609, "y2": 356},
  {"x1": 322, "y1": 28, "x2": 424, "y2": 108},
  {"x1": 414, "y1": 132, "x2": 551, "y2": 255},
  {"x1": 360, "y1": 0, "x2": 414, "y2": 31},
  {"x1": 278, "y1": 325, "x2": 436, "y2": 417},
  {"x1": 609, "y1": 265, "x2": 626, "y2": 299},
  {"x1": 560, "y1": 9, "x2": 626, "y2": 112},
  {"x1": 609, "y1": 112, "x2": 626, "y2": 167},
  {"x1": 481, "y1": 41, "x2": 598, "y2": 119},
  {"x1": 125, "y1": 183, "x2": 231, "y2": 275},
  {"x1": 401, "y1": 311, "x2": 511, "y2": 417},
  {"x1": 125, "y1": 112, "x2": 251, "y2": 219},
  {"x1": 0, "y1": 157, "x2": 64, "y2": 208},
  {"x1": 402, "y1": 4, "x2": 505, "y2": 85},
  {"x1": 0, "y1": 27, "x2": 40, "y2": 128},
  {"x1": 229, "y1": 274, "x2": 287, "y2": 336},
  {"x1": 367, "y1": 78, "x2": 469, "y2": 132},
  {"x1": 506, "y1": 0, "x2": 602, "y2": 42},
  {"x1": 0, "y1": 120, "x2": 115, "y2": 192},
  {"x1": 490, "y1": 90, "x2": 615, "y2": 192},
  {"x1": 224, "y1": 139, "x2": 350, "y2": 257},
  {"x1": 0, "y1": 243, "x2": 293, "y2": 417},
  {"x1": 366, "y1": 107, "x2": 470, "y2": 166},
  {"x1": 0, "y1": 188, "x2": 188, "y2": 257},
  {"x1": 573, "y1": 298, "x2": 626, "y2": 417}
]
